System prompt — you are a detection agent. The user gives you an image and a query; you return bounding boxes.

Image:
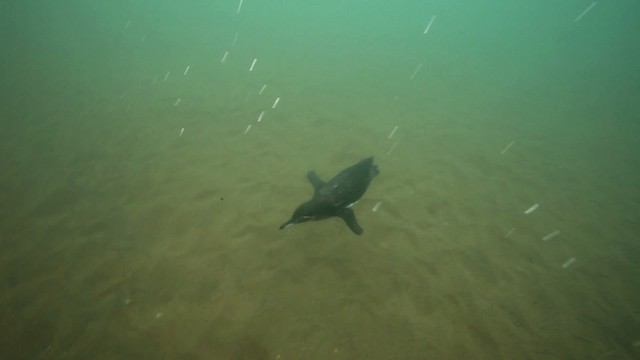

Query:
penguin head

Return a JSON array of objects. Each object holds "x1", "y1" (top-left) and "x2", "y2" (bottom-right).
[{"x1": 279, "y1": 201, "x2": 331, "y2": 230}]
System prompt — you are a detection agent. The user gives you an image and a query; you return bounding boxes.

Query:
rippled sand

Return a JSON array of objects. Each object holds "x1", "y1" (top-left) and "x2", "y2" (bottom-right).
[{"x1": 1, "y1": 82, "x2": 638, "y2": 360}]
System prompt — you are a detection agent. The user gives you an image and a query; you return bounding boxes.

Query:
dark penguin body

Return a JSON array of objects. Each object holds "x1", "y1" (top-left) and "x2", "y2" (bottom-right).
[{"x1": 279, "y1": 157, "x2": 379, "y2": 235}]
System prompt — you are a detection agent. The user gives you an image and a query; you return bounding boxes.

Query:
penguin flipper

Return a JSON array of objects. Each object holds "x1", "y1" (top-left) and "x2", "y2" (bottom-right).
[
  {"x1": 306, "y1": 171, "x2": 326, "y2": 192},
  {"x1": 338, "y1": 208, "x2": 363, "y2": 235}
]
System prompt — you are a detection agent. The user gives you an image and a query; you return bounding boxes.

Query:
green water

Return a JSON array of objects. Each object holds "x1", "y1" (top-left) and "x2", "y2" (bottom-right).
[{"x1": 1, "y1": 1, "x2": 639, "y2": 359}]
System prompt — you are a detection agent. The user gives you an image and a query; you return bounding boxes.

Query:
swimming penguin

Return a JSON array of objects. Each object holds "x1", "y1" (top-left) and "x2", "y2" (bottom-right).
[{"x1": 279, "y1": 157, "x2": 379, "y2": 235}]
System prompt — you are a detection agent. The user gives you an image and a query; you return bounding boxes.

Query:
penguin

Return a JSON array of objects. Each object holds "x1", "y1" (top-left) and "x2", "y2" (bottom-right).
[{"x1": 279, "y1": 157, "x2": 379, "y2": 235}]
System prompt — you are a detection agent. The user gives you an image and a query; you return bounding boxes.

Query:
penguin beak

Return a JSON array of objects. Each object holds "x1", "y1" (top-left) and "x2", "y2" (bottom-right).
[{"x1": 279, "y1": 220, "x2": 294, "y2": 230}]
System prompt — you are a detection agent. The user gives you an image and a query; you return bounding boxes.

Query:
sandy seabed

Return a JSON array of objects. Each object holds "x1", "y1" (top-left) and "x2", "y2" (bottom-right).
[{"x1": 1, "y1": 76, "x2": 639, "y2": 360}]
